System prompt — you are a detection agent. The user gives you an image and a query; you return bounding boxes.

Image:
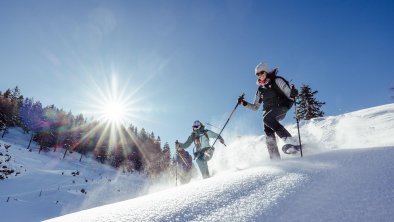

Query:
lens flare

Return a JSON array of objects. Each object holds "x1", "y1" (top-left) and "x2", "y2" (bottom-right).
[
  {"x1": 102, "y1": 100, "x2": 127, "y2": 124},
  {"x1": 78, "y1": 73, "x2": 139, "y2": 150},
  {"x1": 87, "y1": 74, "x2": 135, "y2": 126}
]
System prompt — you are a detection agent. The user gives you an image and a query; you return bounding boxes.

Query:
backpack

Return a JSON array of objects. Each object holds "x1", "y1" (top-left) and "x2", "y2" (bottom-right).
[
  {"x1": 184, "y1": 152, "x2": 193, "y2": 171},
  {"x1": 177, "y1": 150, "x2": 193, "y2": 171},
  {"x1": 269, "y1": 69, "x2": 294, "y2": 109}
]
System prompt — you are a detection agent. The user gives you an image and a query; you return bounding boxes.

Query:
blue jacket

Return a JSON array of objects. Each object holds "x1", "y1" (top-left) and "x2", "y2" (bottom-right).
[{"x1": 178, "y1": 126, "x2": 222, "y2": 153}]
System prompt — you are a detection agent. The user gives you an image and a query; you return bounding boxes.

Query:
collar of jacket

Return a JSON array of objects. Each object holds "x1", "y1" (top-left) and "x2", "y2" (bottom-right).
[{"x1": 257, "y1": 78, "x2": 272, "y2": 87}]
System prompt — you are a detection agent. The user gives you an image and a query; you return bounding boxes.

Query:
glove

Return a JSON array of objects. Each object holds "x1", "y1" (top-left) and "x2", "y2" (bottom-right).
[
  {"x1": 175, "y1": 140, "x2": 181, "y2": 151},
  {"x1": 220, "y1": 139, "x2": 227, "y2": 147},
  {"x1": 237, "y1": 96, "x2": 243, "y2": 104},
  {"x1": 237, "y1": 96, "x2": 247, "y2": 106},
  {"x1": 290, "y1": 86, "x2": 298, "y2": 98}
]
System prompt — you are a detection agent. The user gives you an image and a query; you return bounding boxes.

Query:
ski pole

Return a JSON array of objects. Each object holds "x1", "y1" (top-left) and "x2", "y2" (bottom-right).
[
  {"x1": 175, "y1": 155, "x2": 178, "y2": 186},
  {"x1": 175, "y1": 141, "x2": 189, "y2": 167},
  {"x1": 212, "y1": 93, "x2": 245, "y2": 147},
  {"x1": 292, "y1": 86, "x2": 303, "y2": 157},
  {"x1": 174, "y1": 141, "x2": 178, "y2": 186}
]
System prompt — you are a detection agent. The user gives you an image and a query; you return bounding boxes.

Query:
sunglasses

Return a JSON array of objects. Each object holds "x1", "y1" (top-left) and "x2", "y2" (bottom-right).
[
  {"x1": 256, "y1": 71, "x2": 267, "y2": 76},
  {"x1": 192, "y1": 123, "x2": 202, "y2": 130}
]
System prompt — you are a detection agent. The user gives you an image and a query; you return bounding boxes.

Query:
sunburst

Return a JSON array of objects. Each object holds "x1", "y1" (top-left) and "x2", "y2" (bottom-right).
[
  {"x1": 74, "y1": 72, "x2": 157, "y2": 167},
  {"x1": 102, "y1": 101, "x2": 126, "y2": 124},
  {"x1": 81, "y1": 74, "x2": 138, "y2": 149},
  {"x1": 93, "y1": 76, "x2": 131, "y2": 125}
]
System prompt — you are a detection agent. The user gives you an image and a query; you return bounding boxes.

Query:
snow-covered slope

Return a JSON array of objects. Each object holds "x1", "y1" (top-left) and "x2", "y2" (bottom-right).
[
  {"x1": 45, "y1": 103, "x2": 394, "y2": 222},
  {"x1": 46, "y1": 147, "x2": 394, "y2": 222},
  {"x1": 210, "y1": 103, "x2": 394, "y2": 174},
  {"x1": 0, "y1": 128, "x2": 149, "y2": 222},
  {"x1": 1, "y1": 103, "x2": 394, "y2": 222}
]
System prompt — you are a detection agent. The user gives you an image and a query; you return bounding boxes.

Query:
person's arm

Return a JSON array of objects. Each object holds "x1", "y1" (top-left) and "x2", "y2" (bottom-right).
[
  {"x1": 243, "y1": 89, "x2": 262, "y2": 111},
  {"x1": 206, "y1": 130, "x2": 225, "y2": 144},
  {"x1": 275, "y1": 78, "x2": 292, "y2": 100},
  {"x1": 178, "y1": 134, "x2": 194, "y2": 149},
  {"x1": 206, "y1": 130, "x2": 221, "y2": 140}
]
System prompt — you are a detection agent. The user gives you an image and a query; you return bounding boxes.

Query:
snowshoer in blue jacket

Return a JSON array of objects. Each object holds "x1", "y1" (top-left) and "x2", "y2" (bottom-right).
[
  {"x1": 238, "y1": 62, "x2": 299, "y2": 160},
  {"x1": 176, "y1": 120, "x2": 225, "y2": 179}
]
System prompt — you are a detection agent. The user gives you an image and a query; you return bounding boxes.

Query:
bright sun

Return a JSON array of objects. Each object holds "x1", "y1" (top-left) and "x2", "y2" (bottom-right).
[
  {"x1": 85, "y1": 74, "x2": 136, "y2": 126},
  {"x1": 80, "y1": 73, "x2": 147, "y2": 150},
  {"x1": 103, "y1": 101, "x2": 126, "y2": 123}
]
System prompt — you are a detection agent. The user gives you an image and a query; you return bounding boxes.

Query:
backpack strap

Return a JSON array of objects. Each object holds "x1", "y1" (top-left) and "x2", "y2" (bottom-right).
[
  {"x1": 271, "y1": 76, "x2": 294, "y2": 108},
  {"x1": 203, "y1": 130, "x2": 209, "y2": 140},
  {"x1": 193, "y1": 130, "x2": 213, "y2": 159},
  {"x1": 272, "y1": 76, "x2": 290, "y2": 98}
]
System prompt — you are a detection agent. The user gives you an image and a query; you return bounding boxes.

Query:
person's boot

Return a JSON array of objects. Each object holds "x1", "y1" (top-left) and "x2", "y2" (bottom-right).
[
  {"x1": 266, "y1": 135, "x2": 281, "y2": 160},
  {"x1": 282, "y1": 137, "x2": 300, "y2": 154}
]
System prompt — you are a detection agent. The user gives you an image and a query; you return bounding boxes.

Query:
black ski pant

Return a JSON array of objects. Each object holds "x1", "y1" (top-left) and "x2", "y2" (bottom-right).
[{"x1": 263, "y1": 106, "x2": 292, "y2": 159}]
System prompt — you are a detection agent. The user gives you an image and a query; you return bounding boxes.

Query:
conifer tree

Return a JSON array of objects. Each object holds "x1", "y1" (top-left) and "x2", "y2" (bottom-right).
[
  {"x1": 0, "y1": 90, "x2": 19, "y2": 136},
  {"x1": 3, "y1": 89, "x2": 11, "y2": 98},
  {"x1": 162, "y1": 142, "x2": 171, "y2": 166},
  {"x1": 149, "y1": 132, "x2": 155, "y2": 140},
  {"x1": 296, "y1": 84, "x2": 326, "y2": 120},
  {"x1": 139, "y1": 128, "x2": 148, "y2": 141}
]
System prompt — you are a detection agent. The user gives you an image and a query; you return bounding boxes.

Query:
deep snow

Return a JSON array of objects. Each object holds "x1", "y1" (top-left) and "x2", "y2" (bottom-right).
[
  {"x1": 1, "y1": 103, "x2": 394, "y2": 222},
  {"x1": 47, "y1": 147, "x2": 394, "y2": 222},
  {"x1": 0, "y1": 128, "x2": 149, "y2": 222}
]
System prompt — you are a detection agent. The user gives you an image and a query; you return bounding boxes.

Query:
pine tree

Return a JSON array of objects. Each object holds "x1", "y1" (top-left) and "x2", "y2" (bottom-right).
[
  {"x1": 149, "y1": 132, "x2": 155, "y2": 140},
  {"x1": 296, "y1": 84, "x2": 326, "y2": 120},
  {"x1": 160, "y1": 142, "x2": 171, "y2": 170},
  {"x1": 11, "y1": 86, "x2": 22, "y2": 102},
  {"x1": 139, "y1": 128, "x2": 148, "y2": 141},
  {"x1": 162, "y1": 142, "x2": 170, "y2": 155},
  {"x1": 20, "y1": 98, "x2": 33, "y2": 133},
  {"x1": 0, "y1": 90, "x2": 19, "y2": 136},
  {"x1": 3, "y1": 89, "x2": 11, "y2": 98},
  {"x1": 129, "y1": 124, "x2": 135, "y2": 135}
]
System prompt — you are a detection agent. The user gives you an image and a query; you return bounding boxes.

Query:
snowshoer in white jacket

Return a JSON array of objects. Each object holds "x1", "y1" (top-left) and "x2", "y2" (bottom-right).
[{"x1": 238, "y1": 62, "x2": 299, "y2": 159}]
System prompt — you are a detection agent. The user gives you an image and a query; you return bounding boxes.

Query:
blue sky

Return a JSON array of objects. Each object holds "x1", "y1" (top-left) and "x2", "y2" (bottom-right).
[{"x1": 1, "y1": 0, "x2": 393, "y2": 148}]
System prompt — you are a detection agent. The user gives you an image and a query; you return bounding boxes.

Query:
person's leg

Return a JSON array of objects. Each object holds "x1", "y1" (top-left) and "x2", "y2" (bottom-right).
[
  {"x1": 264, "y1": 124, "x2": 281, "y2": 160},
  {"x1": 264, "y1": 108, "x2": 299, "y2": 155},
  {"x1": 196, "y1": 158, "x2": 210, "y2": 179},
  {"x1": 263, "y1": 107, "x2": 292, "y2": 139}
]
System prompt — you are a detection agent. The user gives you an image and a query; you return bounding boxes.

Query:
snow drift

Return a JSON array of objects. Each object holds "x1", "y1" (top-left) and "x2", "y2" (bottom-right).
[
  {"x1": 43, "y1": 103, "x2": 394, "y2": 222},
  {"x1": 1, "y1": 104, "x2": 393, "y2": 222}
]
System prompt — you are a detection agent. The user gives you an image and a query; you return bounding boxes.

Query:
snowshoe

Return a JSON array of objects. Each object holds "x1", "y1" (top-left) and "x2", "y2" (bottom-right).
[{"x1": 282, "y1": 144, "x2": 301, "y2": 154}]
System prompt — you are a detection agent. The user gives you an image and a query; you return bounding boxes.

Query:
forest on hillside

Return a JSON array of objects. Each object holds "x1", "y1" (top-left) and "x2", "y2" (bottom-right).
[{"x1": 0, "y1": 86, "x2": 172, "y2": 176}]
